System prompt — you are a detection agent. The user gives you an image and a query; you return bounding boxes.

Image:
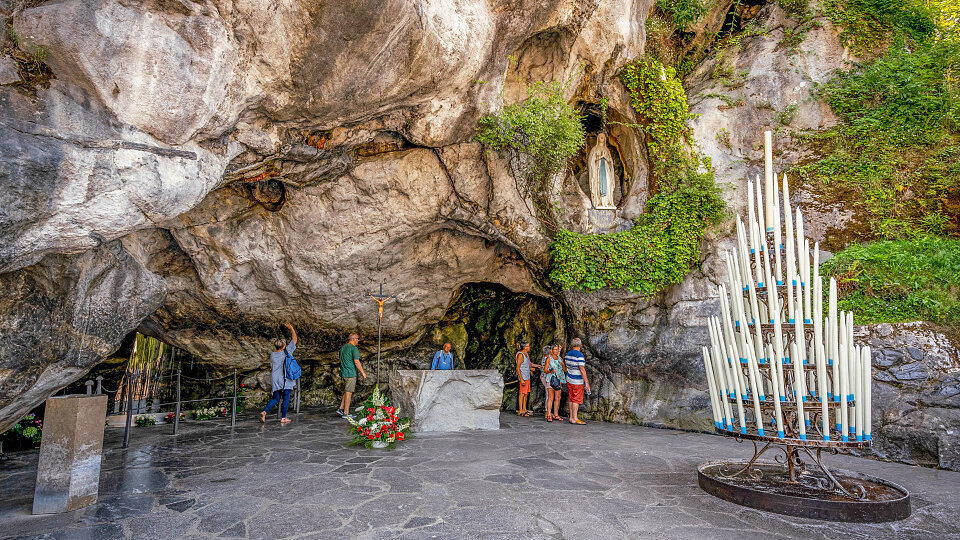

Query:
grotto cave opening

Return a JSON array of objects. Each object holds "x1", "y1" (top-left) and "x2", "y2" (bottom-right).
[{"x1": 416, "y1": 282, "x2": 561, "y2": 410}]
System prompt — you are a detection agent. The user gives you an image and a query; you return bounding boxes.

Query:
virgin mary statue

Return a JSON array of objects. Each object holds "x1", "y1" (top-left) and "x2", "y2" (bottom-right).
[{"x1": 588, "y1": 133, "x2": 617, "y2": 209}]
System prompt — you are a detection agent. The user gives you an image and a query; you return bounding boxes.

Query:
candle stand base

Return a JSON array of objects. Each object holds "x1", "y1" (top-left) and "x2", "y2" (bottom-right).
[{"x1": 698, "y1": 432, "x2": 910, "y2": 522}]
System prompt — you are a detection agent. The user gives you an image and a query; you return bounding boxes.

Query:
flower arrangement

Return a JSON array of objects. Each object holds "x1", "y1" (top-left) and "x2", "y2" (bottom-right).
[
  {"x1": 1, "y1": 413, "x2": 43, "y2": 449},
  {"x1": 164, "y1": 412, "x2": 186, "y2": 423},
  {"x1": 192, "y1": 402, "x2": 231, "y2": 421},
  {"x1": 192, "y1": 408, "x2": 216, "y2": 420},
  {"x1": 134, "y1": 415, "x2": 157, "y2": 427},
  {"x1": 346, "y1": 386, "x2": 411, "y2": 449}
]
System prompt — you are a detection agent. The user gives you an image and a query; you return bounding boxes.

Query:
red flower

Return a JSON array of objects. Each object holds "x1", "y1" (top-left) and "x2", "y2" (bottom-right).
[
  {"x1": 396, "y1": 432, "x2": 405, "y2": 441},
  {"x1": 386, "y1": 406, "x2": 395, "y2": 414},
  {"x1": 240, "y1": 384, "x2": 245, "y2": 387},
  {"x1": 367, "y1": 434, "x2": 374, "y2": 440},
  {"x1": 367, "y1": 408, "x2": 374, "y2": 413},
  {"x1": 357, "y1": 427, "x2": 362, "y2": 432},
  {"x1": 366, "y1": 415, "x2": 374, "y2": 421}
]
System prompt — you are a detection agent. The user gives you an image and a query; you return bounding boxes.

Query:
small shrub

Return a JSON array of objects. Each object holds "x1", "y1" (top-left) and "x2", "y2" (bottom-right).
[
  {"x1": 1, "y1": 413, "x2": 43, "y2": 449},
  {"x1": 134, "y1": 415, "x2": 156, "y2": 427},
  {"x1": 656, "y1": 0, "x2": 709, "y2": 31},
  {"x1": 476, "y1": 78, "x2": 585, "y2": 228}
]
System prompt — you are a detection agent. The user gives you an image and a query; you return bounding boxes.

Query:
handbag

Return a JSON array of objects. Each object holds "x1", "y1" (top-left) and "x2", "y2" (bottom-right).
[{"x1": 549, "y1": 375, "x2": 562, "y2": 391}]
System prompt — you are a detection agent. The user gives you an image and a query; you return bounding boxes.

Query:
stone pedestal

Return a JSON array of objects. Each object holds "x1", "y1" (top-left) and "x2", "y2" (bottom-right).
[
  {"x1": 33, "y1": 394, "x2": 107, "y2": 514},
  {"x1": 389, "y1": 370, "x2": 503, "y2": 432}
]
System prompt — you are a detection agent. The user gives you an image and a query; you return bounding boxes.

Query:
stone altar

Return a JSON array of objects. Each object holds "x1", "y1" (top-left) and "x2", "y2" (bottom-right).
[
  {"x1": 32, "y1": 394, "x2": 107, "y2": 514},
  {"x1": 389, "y1": 370, "x2": 503, "y2": 432}
]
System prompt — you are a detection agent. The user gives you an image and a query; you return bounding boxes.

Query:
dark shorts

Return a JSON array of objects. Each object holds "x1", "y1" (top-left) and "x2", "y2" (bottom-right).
[
  {"x1": 343, "y1": 377, "x2": 357, "y2": 393},
  {"x1": 568, "y1": 384, "x2": 584, "y2": 404}
]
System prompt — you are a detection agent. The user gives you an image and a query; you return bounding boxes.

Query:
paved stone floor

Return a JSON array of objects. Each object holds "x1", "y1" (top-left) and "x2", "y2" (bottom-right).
[{"x1": 1, "y1": 408, "x2": 959, "y2": 539}]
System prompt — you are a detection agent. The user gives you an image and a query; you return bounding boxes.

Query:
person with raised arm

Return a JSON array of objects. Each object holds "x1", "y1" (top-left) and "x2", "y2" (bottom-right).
[{"x1": 260, "y1": 322, "x2": 298, "y2": 425}]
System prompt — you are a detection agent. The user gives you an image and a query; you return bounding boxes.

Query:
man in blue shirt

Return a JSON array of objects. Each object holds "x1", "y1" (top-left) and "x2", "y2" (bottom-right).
[{"x1": 431, "y1": 342, "x2": 454, "y2": 370}]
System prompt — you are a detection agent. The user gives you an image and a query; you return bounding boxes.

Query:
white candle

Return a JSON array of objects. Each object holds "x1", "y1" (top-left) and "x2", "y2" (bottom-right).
[
  {"x1": 747, "y1": 182, "x2": 764, "y2": 289},
  {"x1": 770, "y1": 280, "x2": 788, "y2": 413},
  {"x1": 711, "y1": 317, "x2": 736, "y2": 429},
  {"x1": 717, "y1": 280, "x2": 743, "y2": 406},
  {"x1": 803, "y1": 238, "x2": 812, "y2": 324},
  {"x1": 838, "y1": 311, "x2": 849, "y2": 441},
  {"x1": 829, "y1": 277, "x2": 840, "y2": 405},
  {"x1": 746, "y1": 275, "x2": 767, "y2": 398},
  {"x1": 735, "y1": 218, "x2": 751, "y2": 292},
  {"x1": 767, "y1": 343, "x2": 785, "y2": 438},
  {"x1": 744, "y1": 337, "x2": 766, "y2": 436},
  {"x1": 818, "y1": 343, "x2": 830, "y2": 440},
  {"x1": 773, "y1": 173, "x2": 784, "y2": 286},
  {"x1": 863, "y1": 345, "x2": 872, "y2": 441},
  {"x1": 728, "y1": 343, "x2": 748, "y2": 433},
  {"x1": 703, "y1": 346, "x2": 722, "y2": 429},
  {"x1": 764, "y1": 132, "x2": 774, "y2": 229},
  {"x1": 850, "y1": 344, "x2": 859, "y2": 439},
  {"x1": 793, "y1": 277, "x2": 807, "y2": 395},
  {"x1": 784, "y1": 205, "x2": 797, "y2": 324},
  {"x1": 791, "y1": 339, "x2": 807, "y2": 441},
  {"x1": 756, "y1": 176, "x2": 768, "y2": 240}
]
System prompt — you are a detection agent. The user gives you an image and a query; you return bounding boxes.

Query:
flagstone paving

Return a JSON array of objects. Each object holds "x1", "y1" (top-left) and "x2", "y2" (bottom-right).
[{"x1": 1, "y1": 408, "x2": 959, "y2": 539}]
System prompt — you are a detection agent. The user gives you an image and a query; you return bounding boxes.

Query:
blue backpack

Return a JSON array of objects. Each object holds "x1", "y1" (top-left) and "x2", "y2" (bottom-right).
[{"x1": 284, "y1": 350, "x2": 302, "y2": 381}]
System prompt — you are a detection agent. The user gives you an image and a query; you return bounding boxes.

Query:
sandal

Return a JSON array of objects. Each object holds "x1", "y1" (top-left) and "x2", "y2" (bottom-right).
[
  {"x1": 546, "y1": 416, "x2": 553, "y2": 422},
  {"x1": 553, "y1": 415, "x2": 563, "y2": 421},
  {"x1": 522, "y1": 411, "x2": 534, "y2": 417},
  {"x1": 570, "y1": 419, "x2": 586, "y2": 425}
]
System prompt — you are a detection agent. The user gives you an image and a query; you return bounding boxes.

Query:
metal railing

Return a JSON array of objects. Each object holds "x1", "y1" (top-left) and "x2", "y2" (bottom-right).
[{"x1": 84, "y1": 369, "x2": 302, "y2": 448}]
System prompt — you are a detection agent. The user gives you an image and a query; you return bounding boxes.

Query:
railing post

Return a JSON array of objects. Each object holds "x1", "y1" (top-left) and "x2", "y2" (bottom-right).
[
  {"x1": 173, "y1": 370, "x2": 181, "y2": 435},
  {"x1": 122, "y1": 370, "x2": 135, "y2": 448},
  {"x1": 85, "y1": 380, "x2": 93, "y2": 395},
  {"x1": 295, "y1": 379, "x2": 301, "y2": 414},
  {"x1": 231, "y1": 369, "x2": 237, "y2": 427},
  {"x1": 95, "y1": 376, "x2": 103, "y2": 395}
]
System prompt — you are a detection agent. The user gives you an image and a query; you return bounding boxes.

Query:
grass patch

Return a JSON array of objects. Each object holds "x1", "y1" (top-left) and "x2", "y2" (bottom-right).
[{"x1": 821, "y1": 237, "x2": 960, "y2": 324}]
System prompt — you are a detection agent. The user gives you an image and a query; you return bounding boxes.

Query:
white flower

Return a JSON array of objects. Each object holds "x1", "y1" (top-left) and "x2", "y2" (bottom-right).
[{"x1": 359, "y1": 418, "x2": 368, "y2": 426}]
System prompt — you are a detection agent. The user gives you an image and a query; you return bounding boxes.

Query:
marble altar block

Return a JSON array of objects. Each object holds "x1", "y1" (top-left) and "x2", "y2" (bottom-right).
[
  {"x1": 33, "y1": 394, "x2": 107, "y2": 514},
  {"x1": 389, "y1": 370, "x2": 504, "y2": 432}
]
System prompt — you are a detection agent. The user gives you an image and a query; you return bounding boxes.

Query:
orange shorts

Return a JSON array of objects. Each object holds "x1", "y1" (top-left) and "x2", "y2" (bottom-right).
[
  {"x1": 518, "y1": 378, "x2": 531, "y2": 393},
  {"x1": 568, "y1": 384, "x2": 584, "y2": 404}
]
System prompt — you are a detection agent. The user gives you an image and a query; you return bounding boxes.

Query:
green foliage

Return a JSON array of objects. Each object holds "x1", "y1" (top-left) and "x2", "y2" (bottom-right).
[
  {"x1": 135, "y1": 415, "x2": 157, "y2": 427},
  {"x1": 821, "y1": 237, "x2": 960, "y2": 324},
  {"x1": 475, "y1": 79, "x2": 585, "y2": 226},
  {"x1": 549, "y1": 59, "x2": 726, "y2": 293},
  {"x1": 550, "y1": 159, "x2": 725, "y2": 292},
  {"x1": 656, "y1": 0, "x2": 709, "y2": 31},
  {"x1": 1, "y1": 413, "x2": 43, "y2": 448},
  {"x1": 793, "y1": 35, "x2": 960, "y2": 239},
  {"x1": 823, "y1": 0, "x2": 937, "y2": 55},
  {"x1": 619, "y1": 58, "x2": 691, "y2": 187}
]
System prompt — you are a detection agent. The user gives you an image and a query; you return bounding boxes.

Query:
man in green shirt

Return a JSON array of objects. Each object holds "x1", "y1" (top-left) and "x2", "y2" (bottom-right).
[{"x1": 337, "y1": 333, "x2": 367, "y2": 418}]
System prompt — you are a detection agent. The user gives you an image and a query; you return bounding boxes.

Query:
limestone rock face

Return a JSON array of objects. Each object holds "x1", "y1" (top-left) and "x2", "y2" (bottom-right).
[
  {"x1": 861, "y1": 323, "x2": 960, "y2": 470},
  {"x1": 389, "y1": 369, "x2": 504, "y2": 432},
  {"x1": 0, "y1": 242, "x2": 165, "y2": 432},
  {"x1": 0, "y1": 0, "x2": 645, "y2": 424},
  {"x1": 0, "y1": 0, "x2": 957, "y2": 473}
]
